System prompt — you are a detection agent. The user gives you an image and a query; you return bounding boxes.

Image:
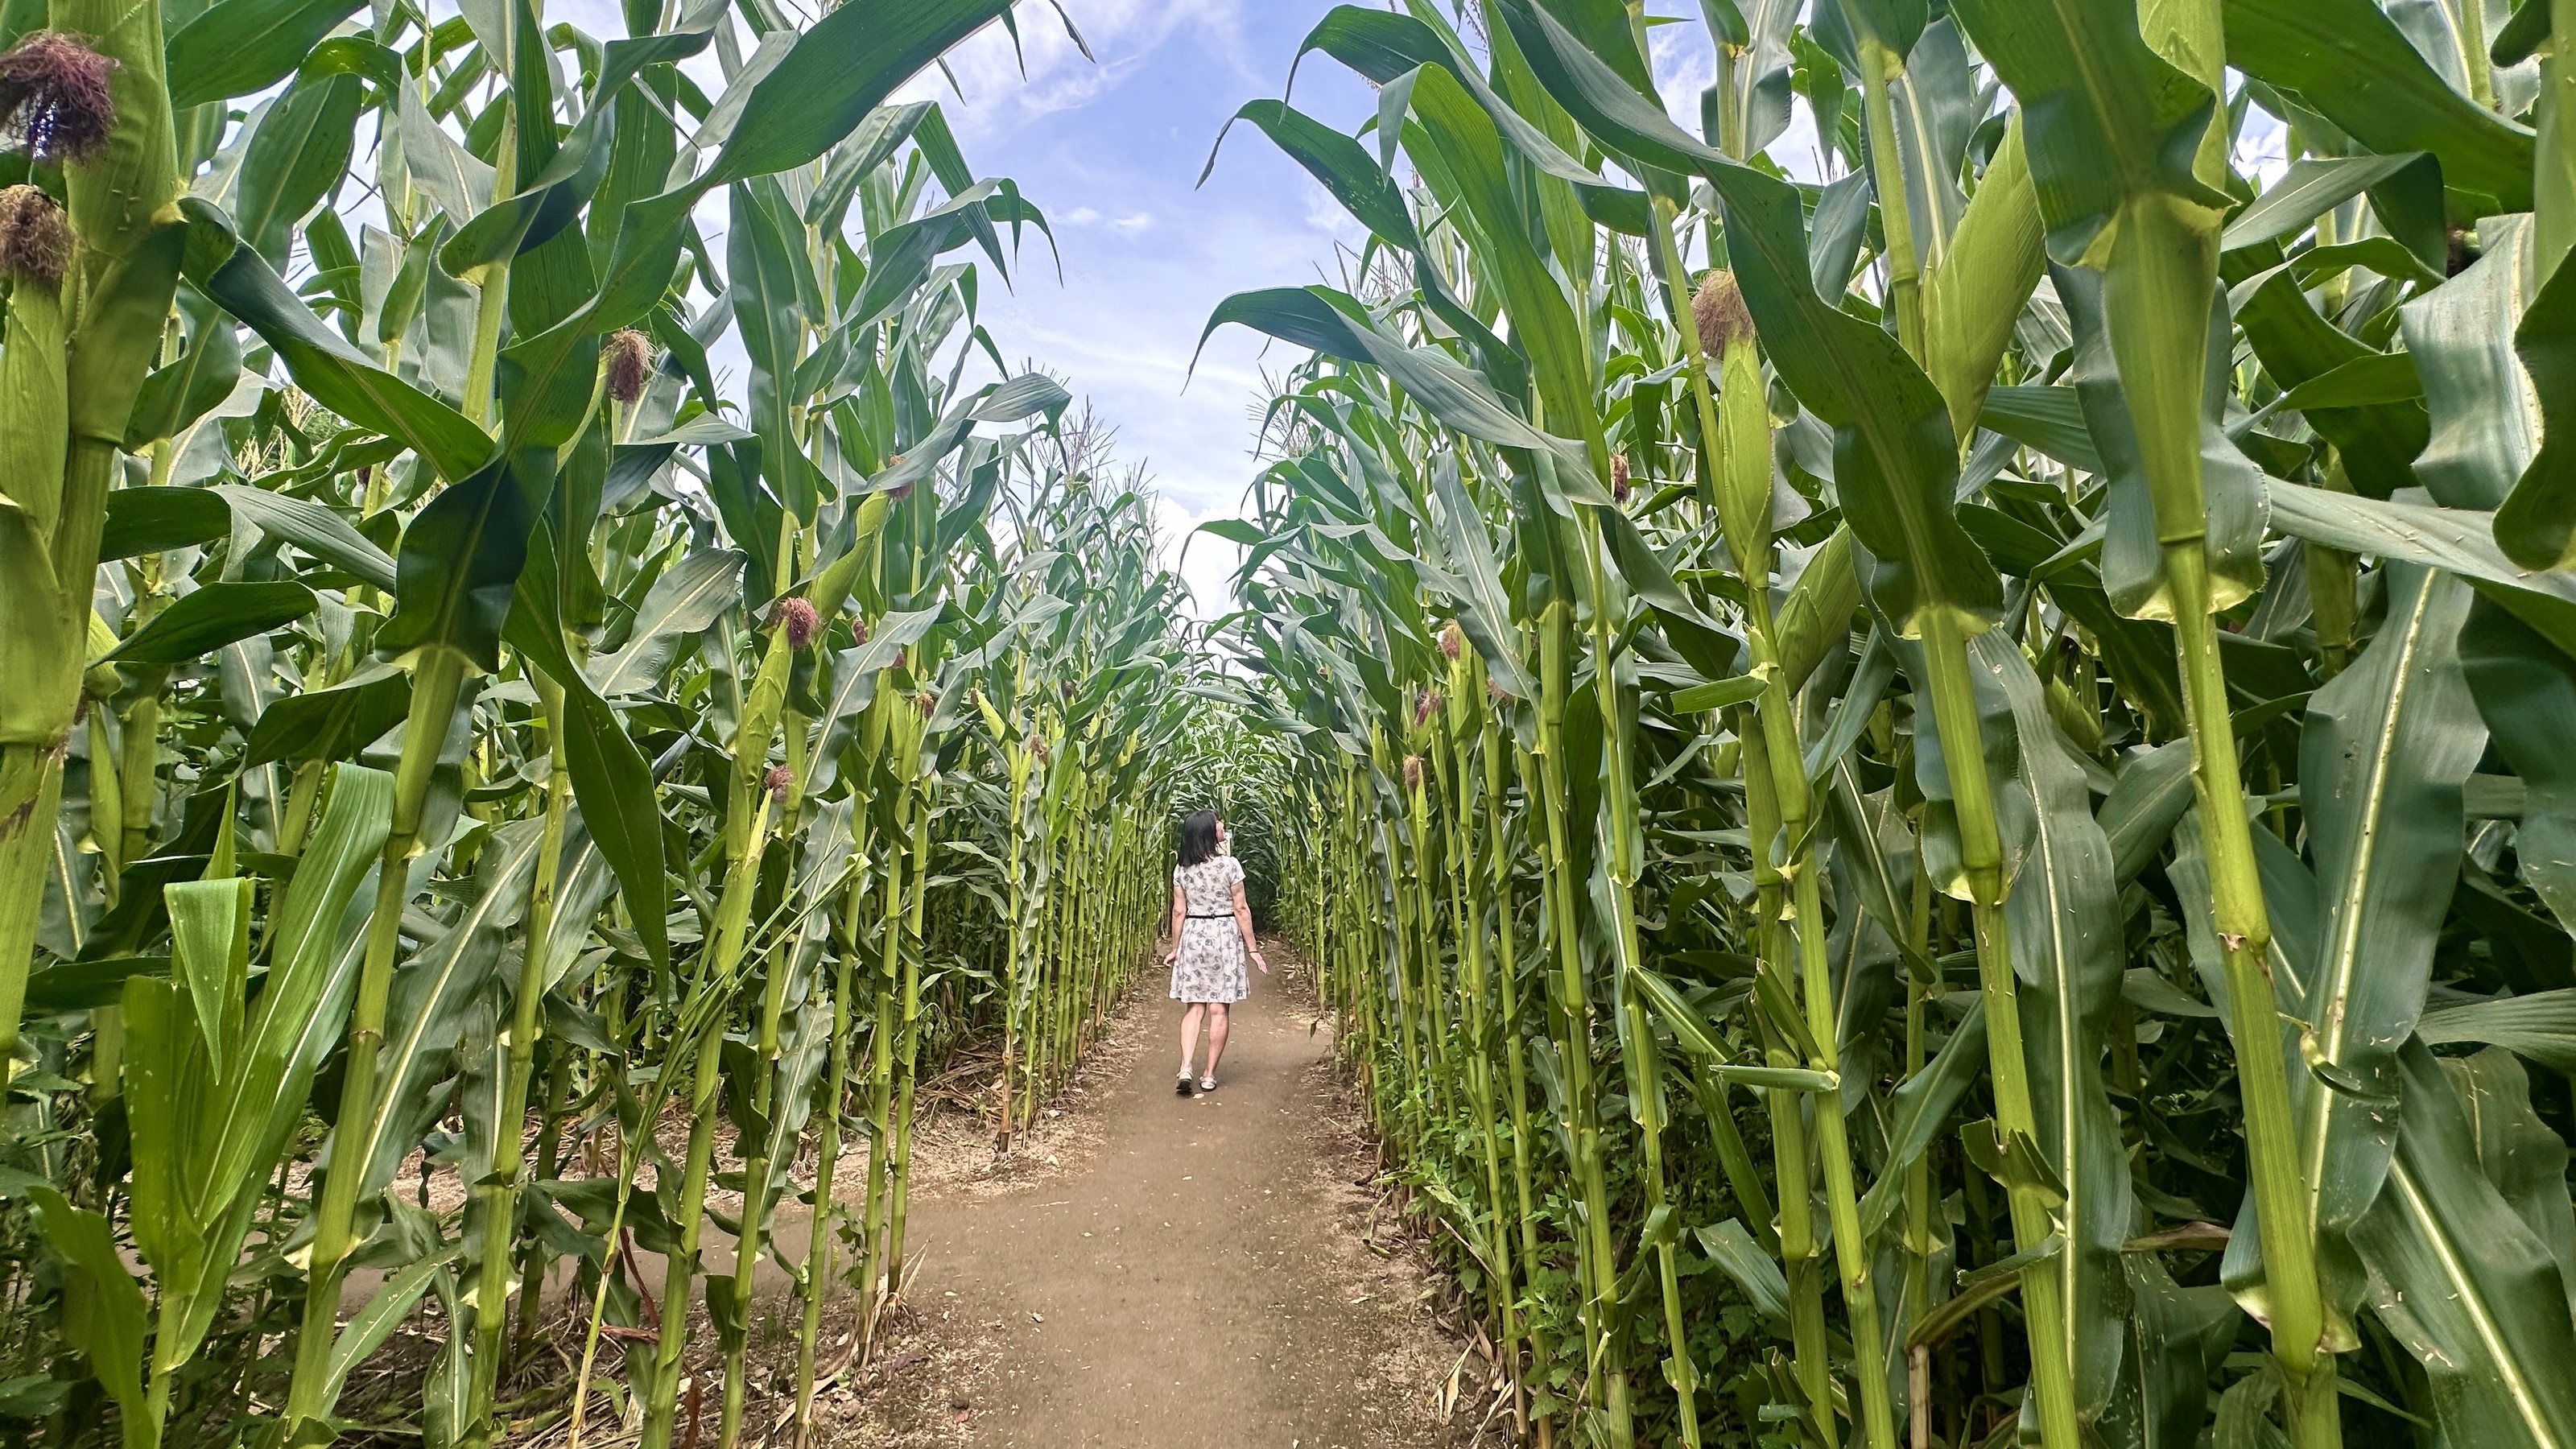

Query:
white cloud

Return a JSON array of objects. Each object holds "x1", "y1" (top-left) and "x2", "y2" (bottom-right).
[
  {"x1": 1299, "y1": 176, "x2": 1367, "y2": 247},
  {"x1": 2234, "y1": 109, "x2": 2293, "y2": 188},
  {"x1": 902, "y1": 3, "x2": 1383, "y2": 532},
  {"x1": 895, "y1": 0, "x2": 1263, "y2": 146},
  {"x1": 1150, "y1": 494, "x2": 1251, "y2": 619},
  {"x1": 1647, "y1": 14, "x2": 1719, "y2": 136}
]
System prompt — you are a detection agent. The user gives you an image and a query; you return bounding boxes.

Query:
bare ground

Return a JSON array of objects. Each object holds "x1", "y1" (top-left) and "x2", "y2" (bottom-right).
[{"x1": 835, "y1": 944, "x2": 1492, "y2": 1449}]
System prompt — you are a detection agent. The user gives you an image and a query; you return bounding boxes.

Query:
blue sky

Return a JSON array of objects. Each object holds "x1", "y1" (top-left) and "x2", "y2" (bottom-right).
[{"x1": 888, "y1": 2, "x2": 1385, "y2": 614}]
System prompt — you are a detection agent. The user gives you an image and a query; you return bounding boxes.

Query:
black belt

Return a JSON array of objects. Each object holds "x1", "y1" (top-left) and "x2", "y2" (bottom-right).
[{"x1": 1185, "y1": 913, "x2": 1230, "y2": 919}]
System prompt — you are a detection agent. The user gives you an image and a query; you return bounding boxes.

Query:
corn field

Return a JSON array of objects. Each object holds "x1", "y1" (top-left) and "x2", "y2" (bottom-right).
[
  {"x1": 1205, "y1": 2, "x2": 2576, "y2": 1447},
  {"x1": 7, "y1": 0, "x2": 2576, "y2": 1445},
  {"x1": 0, "y1": 0, "x2": 1236, "y2": 1443}
]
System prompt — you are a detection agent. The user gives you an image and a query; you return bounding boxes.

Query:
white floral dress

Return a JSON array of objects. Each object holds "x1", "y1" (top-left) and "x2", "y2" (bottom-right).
[{"x1": 1170, "y1": 855, "x2": 1249, "y2": 1004}]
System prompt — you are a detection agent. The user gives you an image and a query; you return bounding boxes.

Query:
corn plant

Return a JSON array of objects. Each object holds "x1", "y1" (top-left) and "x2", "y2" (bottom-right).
[
  {"x1": 0, "y1": 0, "x2": 1225, "y2": 1443},
  {"x1": 1211, "y1": 2, "x2": 2576, "y2": 1446}
]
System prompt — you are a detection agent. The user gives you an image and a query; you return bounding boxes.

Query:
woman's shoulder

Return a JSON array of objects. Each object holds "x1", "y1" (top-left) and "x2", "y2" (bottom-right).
[{"x1": 1225, "y1": 854, "x2": 1245, "y2": 881}]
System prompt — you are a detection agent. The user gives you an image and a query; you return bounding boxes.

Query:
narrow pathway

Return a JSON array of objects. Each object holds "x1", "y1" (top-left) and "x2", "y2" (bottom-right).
[{"x1": 896, "y1": 956, "x2": 1476, "y2": 1449}]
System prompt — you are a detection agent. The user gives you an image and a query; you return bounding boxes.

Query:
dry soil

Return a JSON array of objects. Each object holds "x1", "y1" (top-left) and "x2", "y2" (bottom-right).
[{"x1": 878, "y1": 950, "x2": 1488, "y2": 1449}]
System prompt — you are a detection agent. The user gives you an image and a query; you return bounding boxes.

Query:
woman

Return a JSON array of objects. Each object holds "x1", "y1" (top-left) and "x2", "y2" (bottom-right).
[{"x1": 1163, "y1": 809, "x2": 1266, "y2": 1096}]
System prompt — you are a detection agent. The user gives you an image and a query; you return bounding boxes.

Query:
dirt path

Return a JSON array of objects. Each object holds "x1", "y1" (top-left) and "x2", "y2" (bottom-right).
[{"x1": 886, "y1": 952, "x2": 1481, "y2": 1449}]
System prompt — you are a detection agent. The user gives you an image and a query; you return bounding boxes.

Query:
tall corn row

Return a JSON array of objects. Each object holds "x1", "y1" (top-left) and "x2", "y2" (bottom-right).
[
  {"x1": 1212, "y1": 2, "x2": 2576, "y2": 1446},
  {"x1": 0, "y1": 0, "x2": 1210, "y2": 1443}
]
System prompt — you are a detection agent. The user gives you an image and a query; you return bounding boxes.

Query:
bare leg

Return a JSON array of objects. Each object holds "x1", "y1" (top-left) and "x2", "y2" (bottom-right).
[
  {"x1": 1203, "y1": 1004, "x2": 1231, "y2": 1080},
  {"x1": 1178, "y1": 1003, "x2": 1205, "y2": 1077}
]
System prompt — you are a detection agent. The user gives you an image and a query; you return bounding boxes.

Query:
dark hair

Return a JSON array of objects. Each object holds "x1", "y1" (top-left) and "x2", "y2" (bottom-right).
[{"x1": 1178, "y1": 810, "x2": 1220, "y2": 868}]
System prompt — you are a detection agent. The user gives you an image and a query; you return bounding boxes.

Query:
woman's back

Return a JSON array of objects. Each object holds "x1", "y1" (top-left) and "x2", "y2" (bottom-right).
[{"x1": 1175, "y1": 855, "x2": 1241, "y2": 914}]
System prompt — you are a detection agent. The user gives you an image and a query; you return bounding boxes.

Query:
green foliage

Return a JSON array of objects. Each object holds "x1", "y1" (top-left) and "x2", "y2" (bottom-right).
[
  {"x1": 1162, "y1": 697, "x2": 1296, "y2": 927},
  {"x1": 0, "y1": 1, "x2": 1217, "y2": 1445},
  {"x1": 1216, "y1": 4, "x2": 2576, "y2": 1447}
]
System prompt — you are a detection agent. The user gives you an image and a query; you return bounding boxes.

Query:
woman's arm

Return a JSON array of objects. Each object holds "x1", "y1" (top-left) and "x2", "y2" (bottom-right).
[
  {"x1": 1162, "y1": 882, "x2": 1185, "y2": 963},
  {"x1": 1232, "y1": 879, "x2": 1267, "y2": 973}
]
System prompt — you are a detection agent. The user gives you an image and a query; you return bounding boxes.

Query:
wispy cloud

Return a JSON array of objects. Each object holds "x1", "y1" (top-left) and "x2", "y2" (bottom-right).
[
  {"x1": 898, "y1": 1, "x2": 1266, "y2": 145},
  {"x1": 1299, "y1": 176, "x2": 1366, "y2": 250},
  {"x1": 1051, "y1": 205, "x2": 1162, "y2": 235}
]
